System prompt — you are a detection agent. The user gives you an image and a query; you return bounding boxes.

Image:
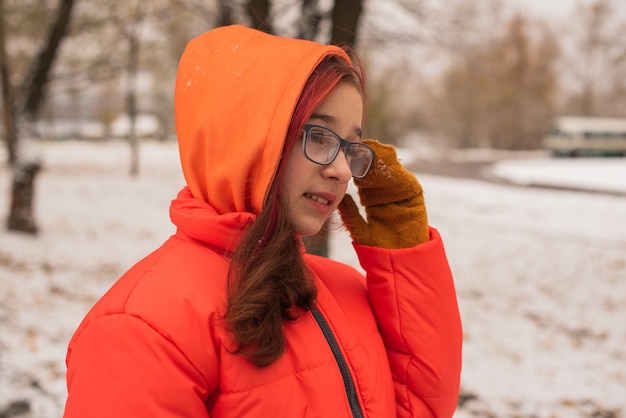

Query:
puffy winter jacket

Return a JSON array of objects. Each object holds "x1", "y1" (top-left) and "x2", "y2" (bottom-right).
[{"x1": 63, "y1": 25, "x2": 462, "y2": 417}]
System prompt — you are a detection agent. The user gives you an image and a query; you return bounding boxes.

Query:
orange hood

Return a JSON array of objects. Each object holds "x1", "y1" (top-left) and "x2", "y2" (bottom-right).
[{"x1": 174, "y1": 25, "x2": 350, "y2": 215}]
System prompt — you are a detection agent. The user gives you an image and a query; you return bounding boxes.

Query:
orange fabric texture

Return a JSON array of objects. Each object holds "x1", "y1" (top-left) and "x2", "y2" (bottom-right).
[
  {"x1": 175, "y1": 24, "x2": 349, "y2": 214},
  {"x1": 64, "y1": 25, "x2": 462, "y2": 418}
]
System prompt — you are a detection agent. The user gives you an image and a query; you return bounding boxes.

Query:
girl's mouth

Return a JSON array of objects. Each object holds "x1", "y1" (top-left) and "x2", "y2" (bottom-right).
[{"x1": 304, "y1": 193, "x2": 330, "y2": 205}]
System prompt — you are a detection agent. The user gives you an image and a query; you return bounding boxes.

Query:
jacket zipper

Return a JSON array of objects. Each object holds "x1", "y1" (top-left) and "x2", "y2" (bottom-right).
[{"x1": 311, "y1": 308, "x2": 364, "y2": 418}]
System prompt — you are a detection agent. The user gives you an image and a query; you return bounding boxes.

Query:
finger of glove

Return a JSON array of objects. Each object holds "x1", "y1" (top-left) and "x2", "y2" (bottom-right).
[
  {"x1": 356, "y1": 139, "x2": 422, "y2": 207},
  {"x1": 338, "y1": 194, "x2": 371, "y2": 244}
]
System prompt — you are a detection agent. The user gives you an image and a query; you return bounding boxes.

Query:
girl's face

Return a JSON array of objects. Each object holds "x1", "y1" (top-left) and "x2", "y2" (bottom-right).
[{"x1": 281, "y1": 82, "x2": 363, "y2": 236}]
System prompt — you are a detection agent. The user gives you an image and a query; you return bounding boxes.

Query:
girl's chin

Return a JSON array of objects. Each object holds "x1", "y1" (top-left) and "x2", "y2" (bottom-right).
[{"x1": 292, "y1": 220, "x2": 327, "y2": 237}]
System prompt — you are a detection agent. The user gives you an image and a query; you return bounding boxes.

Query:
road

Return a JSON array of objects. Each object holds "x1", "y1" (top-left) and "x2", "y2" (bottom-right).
[{"x1": 407, "y1": 159, "x2": 489, "y2": 181}]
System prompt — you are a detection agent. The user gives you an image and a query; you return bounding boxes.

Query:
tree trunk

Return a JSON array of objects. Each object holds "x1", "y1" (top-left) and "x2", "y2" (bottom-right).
[
  {"x1": 247, "y1": 0, "x2": 272, "y2": 33},
  {"x1": 6, "y1": 0, "x2": 76, "y2": 234},
  {"x1": 0, "y1": 0, "x2": 16, "y2": 164},
  {"x1": 127, "y1": 26, "x2": 140, "y2": 176},
  {"x1": 330, "y1": 0, "x2": 363, "y2": 46},
  {"x1": 217, "y1": 0, "x2": 235, "y2": 27},
  {"x1": 7, "y1": 159, "x2": 41, "y2": 234}
]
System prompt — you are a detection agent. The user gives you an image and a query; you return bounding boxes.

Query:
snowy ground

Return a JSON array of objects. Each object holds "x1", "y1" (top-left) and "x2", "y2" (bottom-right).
[{"x1": 1, "y1": 139, "x2": 625, "y2": 417}]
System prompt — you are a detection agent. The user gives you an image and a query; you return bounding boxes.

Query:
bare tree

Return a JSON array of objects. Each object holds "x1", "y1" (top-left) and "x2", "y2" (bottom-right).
[
  {"x1": 0, "y1": 0, "x2": 16, "y2": 163},
  {"x1": 486, "y1": 16, "x2": 559, "y2": 149},
  {"x1": 110, "y1": 0, "x2": 145, "y2": 177},
  {"x1": 2, "y1": 0, "x2": 77, "y2": 234},
  {"x1": 80, "y1": 0, "x2": 206, "y2": 176},
  {"x1": 429, "y1": 10, "x2": 559, "y2": 150},
  {"x1": 561, "y1": 0, "x2": 626, "y2": 117}
]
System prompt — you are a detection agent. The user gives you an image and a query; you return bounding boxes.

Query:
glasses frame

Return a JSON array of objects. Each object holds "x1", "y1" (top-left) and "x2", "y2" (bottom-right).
[{"x1": 301, "y1": 124, "x2": 374, "y2": 179}]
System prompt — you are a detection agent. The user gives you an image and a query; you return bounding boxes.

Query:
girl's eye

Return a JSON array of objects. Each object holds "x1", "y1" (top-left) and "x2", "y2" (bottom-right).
[{"x1": 310, "y1": 132, "x2": 325, "y2": 144}]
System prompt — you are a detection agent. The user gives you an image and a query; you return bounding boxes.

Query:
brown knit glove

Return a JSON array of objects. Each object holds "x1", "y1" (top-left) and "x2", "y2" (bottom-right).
[{"x1": 338, "y1": 139, "x2": 429, "y2": 249}]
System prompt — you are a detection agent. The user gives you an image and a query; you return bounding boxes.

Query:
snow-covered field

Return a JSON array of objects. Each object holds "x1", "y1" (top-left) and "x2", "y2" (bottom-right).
[{"x1": 1, "y1": 139, "x2": 625, "y2": 417}]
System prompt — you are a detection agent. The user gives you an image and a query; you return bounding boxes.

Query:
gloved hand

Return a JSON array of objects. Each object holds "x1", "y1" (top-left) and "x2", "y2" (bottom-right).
[{"x1": 338, "y1": 139, "x2": 429, "y2": 249}]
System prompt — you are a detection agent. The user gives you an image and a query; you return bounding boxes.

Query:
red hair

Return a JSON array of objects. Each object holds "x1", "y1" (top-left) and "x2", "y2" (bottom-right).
[{"x1": 226, "y1": 50, "x2": 365, "y2": 367}]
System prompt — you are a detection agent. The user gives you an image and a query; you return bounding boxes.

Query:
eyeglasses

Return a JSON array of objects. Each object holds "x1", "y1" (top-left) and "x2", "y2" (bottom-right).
[{"x1": 301, "y1": 124, "x2": 374, "y2": 178}]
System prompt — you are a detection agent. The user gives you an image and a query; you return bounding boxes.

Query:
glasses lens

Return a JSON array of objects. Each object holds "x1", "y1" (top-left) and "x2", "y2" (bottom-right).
[
  {"x1": 303, "y1": 125, "x2": 374, "y2": 178},
  {"x1": 305, "y1": 127, "x2": 340, "y2": 164},
  {"x1": 346, "y1": 144, "x2": 374, "y2": 178}
]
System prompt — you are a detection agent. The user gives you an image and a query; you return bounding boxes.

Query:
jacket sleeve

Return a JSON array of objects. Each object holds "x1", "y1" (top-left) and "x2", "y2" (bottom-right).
[
  {"x1": 64, "y1": 314, "x2": 212, "y2": 417},
  {"x1": 354, "y1": 227, "x2": 462, "y2": 418}
]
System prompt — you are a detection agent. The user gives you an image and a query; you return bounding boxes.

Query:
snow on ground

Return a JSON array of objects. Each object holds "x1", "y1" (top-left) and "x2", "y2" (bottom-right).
[
  {"x1": 1, "y1": 139, "x2": 625, "y2": 417},
  {"x1": 490, "y1": 157, "x2": 626, "y2": 195}
]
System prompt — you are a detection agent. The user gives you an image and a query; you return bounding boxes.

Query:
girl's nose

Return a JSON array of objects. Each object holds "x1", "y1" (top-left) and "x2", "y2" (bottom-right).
[{"x1": 324, "y1": 148, "x2": 352, "y2": 182}]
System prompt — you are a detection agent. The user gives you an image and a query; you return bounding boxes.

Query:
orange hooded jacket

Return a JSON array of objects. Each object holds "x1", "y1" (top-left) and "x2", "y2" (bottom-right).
[{"x1": 63, "y1": 25, "x2": 462, "y2": 417}]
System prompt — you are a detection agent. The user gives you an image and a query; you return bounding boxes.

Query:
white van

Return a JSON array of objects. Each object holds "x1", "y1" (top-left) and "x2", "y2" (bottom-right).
[{"x1": 543, "y1": 116, "x2": 626, "y2": 156}]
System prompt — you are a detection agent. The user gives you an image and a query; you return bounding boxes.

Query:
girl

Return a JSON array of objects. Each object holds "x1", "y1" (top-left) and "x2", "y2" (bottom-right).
[{"x1": 63, "y1": 24, "x2": 462, "y2": 418}]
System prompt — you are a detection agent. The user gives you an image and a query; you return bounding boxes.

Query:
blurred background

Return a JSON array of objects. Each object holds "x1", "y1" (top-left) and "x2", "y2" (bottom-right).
[
  {"x1": 1, "y1": 0, "x2": 625, "y2": 417},
  {"x1": 3, "y1": 0, "x2": 626, "y2": 233}
]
